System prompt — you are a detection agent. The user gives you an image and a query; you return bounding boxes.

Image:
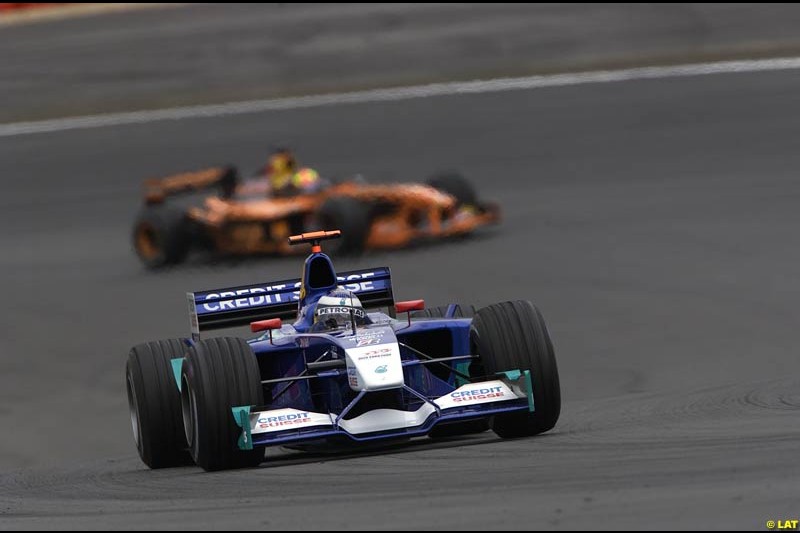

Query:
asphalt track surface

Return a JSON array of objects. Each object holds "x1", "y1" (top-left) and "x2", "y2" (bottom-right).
[
  {"x1": 8, "y1": 3, "x2": 800, "y2": 123},
  {"x1": 2, "y1": 69, "x2": 800, "y2": 530}
]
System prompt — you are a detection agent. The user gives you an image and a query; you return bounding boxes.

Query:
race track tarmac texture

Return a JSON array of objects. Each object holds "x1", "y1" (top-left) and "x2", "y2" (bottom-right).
[{"x1": 1, "y1": 68, "x2": 799, "y2": 529}]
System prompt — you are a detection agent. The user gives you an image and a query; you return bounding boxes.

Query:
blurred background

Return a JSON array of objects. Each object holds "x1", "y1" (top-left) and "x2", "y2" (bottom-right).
[
  {"x1": 1, "y1": 3, "x2": 799, "y2": 530},
  {"x1": 6, "y1": 3, "x2": 800, "y2": 122}
]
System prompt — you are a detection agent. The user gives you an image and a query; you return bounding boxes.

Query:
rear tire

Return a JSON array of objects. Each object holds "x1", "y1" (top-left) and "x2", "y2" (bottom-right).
[
  {"x1": 180, "y1": 337, "x2": 264, "y2": 471},
  {"x1": 427, "y1": 172, "x2": 478, "y2": 207},
  {"x1": 315, "y1": 196, "x2": 370, "y2": 255},
  {"x1": 470, "y1": 301, "x2": 560, "y2": 438},
  {"x1": 132, "y1": 204, "x2": 190, "y2": 268},
  {"x1": 126, "y1": 339, "x2": 192, "y2": 468}
]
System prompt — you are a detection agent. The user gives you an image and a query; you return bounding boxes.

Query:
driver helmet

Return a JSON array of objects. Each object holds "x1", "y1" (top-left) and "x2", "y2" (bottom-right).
[
  {"x1": 313, "y1": 288, "x2": 368, "y2": 331},
  {"x1": 266, "y1": 148, "x2": 297, "y2": 190},
  {"x1": 290, "y1": 167, "x2": 322, "y2": 193}
]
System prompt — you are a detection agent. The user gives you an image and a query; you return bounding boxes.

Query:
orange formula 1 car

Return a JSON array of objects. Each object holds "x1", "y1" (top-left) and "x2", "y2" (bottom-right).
[{"x1": 132, "y1": 166, "x2": 500, "y2": 268}]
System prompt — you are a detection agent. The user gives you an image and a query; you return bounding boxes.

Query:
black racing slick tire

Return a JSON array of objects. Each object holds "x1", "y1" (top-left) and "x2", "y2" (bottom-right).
[
  {"x1": 315, "y1": 196, "x2": 370, "y2": 255},
  {"x1": 126, "y1": 339, "x2": 192, "y2": 469},
  {"x1": 470, "y1": 301, "x2": 561, "y2": 438},
  {"x1": 180, "y1": 337, "x2": 264, "y2": 472},
  {"x1": 132, "y1": 204, "x2": 191, "y2": 268},
  {"x1": 426, "y1": 172, "x2": 478, "y2": 207}
]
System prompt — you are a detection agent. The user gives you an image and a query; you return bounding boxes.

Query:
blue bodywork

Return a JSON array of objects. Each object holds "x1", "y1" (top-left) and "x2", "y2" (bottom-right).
[{"x1": 179, "y1": 248, "x2": 534, "y2": 450}]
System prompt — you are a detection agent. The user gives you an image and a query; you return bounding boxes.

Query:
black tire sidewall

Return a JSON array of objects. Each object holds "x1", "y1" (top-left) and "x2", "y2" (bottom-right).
[
  {"x1": 125, "y1": 339, "x2": 191, "y2": 468},
  {"x1": 471, "y1": 300, "x2": 561, "y2": 437},
  {"x1": 132, "y1": 205, "x2": 191, "y2": 268},
  {"x1": 181, "y1": 337, "x2": 264, "y2": 471}
]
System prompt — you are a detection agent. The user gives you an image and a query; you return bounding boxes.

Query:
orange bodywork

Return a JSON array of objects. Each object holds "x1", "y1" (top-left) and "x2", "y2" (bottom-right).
[
  {"x1": 139, "y1": 167, "x2": 500, "y2": 257},
  {"x1": 144, "y1": 167, "x2": 231, "y2": 204}
]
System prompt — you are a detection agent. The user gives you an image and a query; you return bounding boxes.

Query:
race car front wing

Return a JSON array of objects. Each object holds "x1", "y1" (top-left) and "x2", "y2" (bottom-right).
[{"x1": 232, "y1": 371, "x2": 534, "y2": 450}]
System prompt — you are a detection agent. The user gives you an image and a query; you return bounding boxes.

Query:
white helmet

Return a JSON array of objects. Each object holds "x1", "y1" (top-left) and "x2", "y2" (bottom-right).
[{"x1": 313, "y1": 288, "x2": 368, "y2": 330}]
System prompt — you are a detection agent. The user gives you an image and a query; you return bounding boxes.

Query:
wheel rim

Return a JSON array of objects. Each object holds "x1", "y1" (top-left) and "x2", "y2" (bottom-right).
[
  {"x1": 126, "y1": 373, "x2": 141, "y2": 449},
  {"x1": 180, "y1": 374, "x2": 196, "y2": 448},
  {"x1": 135, "y1": 223, "x2": 161, "y2": 261}
]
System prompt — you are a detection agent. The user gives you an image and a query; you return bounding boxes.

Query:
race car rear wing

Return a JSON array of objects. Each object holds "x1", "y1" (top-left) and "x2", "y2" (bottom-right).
[
  {"x1": 188, "y1": 267, "x2": 394, "y2": 339},
  {"x1": 144, "y1": 166, "x2": 238, "y2": 204}
]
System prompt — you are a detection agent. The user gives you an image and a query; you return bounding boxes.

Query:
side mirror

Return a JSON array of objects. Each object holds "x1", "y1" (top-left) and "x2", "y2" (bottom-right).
[
  {"x1": 251, "y1": 318, "x2": 282, "y2": 344},
  {"x1": 395, "y1": 300, "x2": 425, "y2": 326}
]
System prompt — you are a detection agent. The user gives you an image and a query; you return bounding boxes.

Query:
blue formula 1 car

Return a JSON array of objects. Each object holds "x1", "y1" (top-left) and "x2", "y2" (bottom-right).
[{"x1": 125, "y1": 230, "x2": 561, "y2": 471}]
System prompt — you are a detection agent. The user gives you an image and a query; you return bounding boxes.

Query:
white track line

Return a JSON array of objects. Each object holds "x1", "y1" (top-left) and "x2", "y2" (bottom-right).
[{"x1": 4, "y1": 56, "x2": 800, "y2": 137}]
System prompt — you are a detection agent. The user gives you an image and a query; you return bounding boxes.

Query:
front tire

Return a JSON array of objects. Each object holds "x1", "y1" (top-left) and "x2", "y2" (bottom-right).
[
  {"x1": 471, "y1": 301, "x2": 560, "y2": 438},
  {"x1": 181, "y1": 337, "x2": 264, "y2": 471},
  {"x1": 126, "y1": 339, "x2": 192, "y2": 468}
]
